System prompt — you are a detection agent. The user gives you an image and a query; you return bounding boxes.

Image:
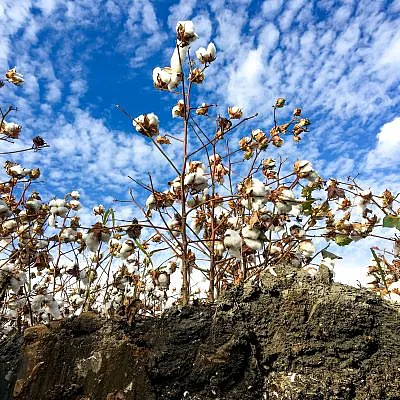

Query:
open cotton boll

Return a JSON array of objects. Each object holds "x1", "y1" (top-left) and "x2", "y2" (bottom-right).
[
  {"x1": 227, "y1": 216, "x2": 240, "y2": 228},
  {"x1": 393, "y1": 241, "x2": 400, "y2": 257},
  {"x1": 146, "y1": 193, "x2": 156, "y2": 210},
  {"x1": 26, "y1": 198, "x2": 42, "y2": 211},
  {"x1": 190, "y1": 216, "x2": 202, "y2": 234},
  {"x1": 170, "y1": 45, "x2": 188, "y2": 73},
  {"x1": 184, "y1": 172, "x2": 196, "y2": 186},
  {"x1": 242, "y1": 225, "x2": 261, "y2": 240},
  {"x1": 84, "y1": 232, "x2": 100, "y2": 252},
  {"x1": 0, "y1": 200, "x2": 11, "y2": 217},
  {"x1": 157, "y1": 272, "x2": 170, "y2": 290},
  {"x1": 2, "y1": 219, "x2": 17, "y2": 232},
  {"x1": 298, "y1": 240, "x2": 315, "y2": 258},
  {"x1": 70, "y1": 293, "x2": 85, "y2": 306},
  {"x1": 294, "y1": 160, "x2": 314, "y2": 177},
  {"x1": 69, "y1": 199, "x2": 81, "y2": 210},
  {"x1": 48, "y1": 214, "x2": 56, "y2": 227},
  {"x1": 44, "y1": 296, "x2": 61, "y2": 319},
  {"x1": 214, "y1": 206, "x2": 229, "y2": 220},
  {"x1": 176, "y1": 20, "x2": 198, "y2": 44},
  {"x1": 153, "y1": 67, "x2": 181, "y2": 91},
  {"x1": 227, "y1": 106, "x2": 242, "y2": 119},
  {"x1": 60, "y1": 228, "x2": 78, "y2": 242},
  {"x1": 172, "y1": 99, "x2": 185, "y2": 118},
  {"x1": 133, "y1": 113, "x2": 159, "y2": 136},
  {"x1": 10, "y1": 271, "x2": 27, "y2": 293},
  {"x1": 70, "y1": 190, "x2": 80, "y2": 199},
  {"x1": 119, "y1": 240, "x2": 135, "y2": 259},
  {"x1": 289, "y1": 204, "x2": 301, "y2": 216},
  {"x1": 244, "y1": 238, "x2": 263, "y2": 250},
  {"x1": 224, "y1": 229, "x2": 242, "y2": 250},
  {"x1": 195, "y1": 42, "x2": 216, "y2": 64}
]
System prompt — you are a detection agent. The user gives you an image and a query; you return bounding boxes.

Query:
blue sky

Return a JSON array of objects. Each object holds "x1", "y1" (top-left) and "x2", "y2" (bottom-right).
[{"x1": 1, "y1": 0, "x2": 400, "y2": 284}]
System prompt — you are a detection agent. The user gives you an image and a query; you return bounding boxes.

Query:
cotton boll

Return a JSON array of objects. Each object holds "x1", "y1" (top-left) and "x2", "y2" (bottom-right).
[
  {"x1": 184, "y1": 172, "x2": 196, "y2": 186},
  {"x1": 172, "y1": 100, "x2": 185, "y2": 118},
  {"x1": 289, "y1": 205, "x2": 301, "y2": 216},
  {"x1": 31, "y1": 294, "x2": 45, "y2": 313},
  {"x1": 214, "y1": 206, "x2": 229, "y2": 220},
  {"x1": 84, "y1": 232, "x2": 100, "y2": 252},
  {"x1": 70, "y1": 293, "x2": 85, "y2": 306},
  {"x1": 146, "y1": 194, "x2": 156, "y2": 210},
  {"x1": 44, "y1": 296, "x2": 61, "y2": 319},
  {"x1": 195, "y1": 42, "x2": 216, "y2": 64},
  {"x1": 170, "y1": 45, "x2": 187, "y2": 73},
  {"x1": 0, "y1": 201, "x2": 11, "y2": 217},
  {"x1": 224, "y1": 229, "x2": 242, "y2": 249},
  {"x1": 2, "y1": 219, "x2": 17, "y2": 232},
  {"x1": 269, "y1": 244, "x2": 281, "y2": 254},
  {"x1": 119, "y1": 240, "x2": 135, "y2": 259},
  {"x1": 275, "y1": 202, "x2": 292, "y2": 214},
  {"x1": 60, "y1": 228, "x2": 77, "y2": 242},
  {"x1": 250, "y1": 178, "x2": 268, "y2": 197},
  {"x1": 157, "y1": 272, "x2": 170, "y2": 290},
  {"x1": 10, "y1": 271, "x2": 26, "y2": 293},
  {"x1": 176, "y1": 20, "x2": 198, "y2": 44},
  {"x1": 55, "y1": 199, "x2": 66, "y2": 207},
  {"x1": 169, "y1": 179, "x2": 182, "y2": 195},
  {"x1": 298, "y1": 240, "x2": 315, "y2": 258},
  {"x1": 153, "y1": 288, "x2": 167, "y2": 301},
  {"x1": 227, "y1": 216, "x2": 240, "y2": 228},
  {"x1": 69, "y1": 199, "x2": 81, "y2": 210},
  {"x1": 26, "y1": 198, "x2": 41, "y2": 211},
  {"x1": 393, "y1": 241, "x2": 400, "y2": 257},
  {"x1": 48, "y1": 214, "x2": 56, "y2": 227},
  {"x1": 70, "y1": 190, "x2": 80, "y2": 199},
  {"x1": 244, "y1": 238, "x2": 263, "y2": 250},
  {"x1": 242, "y1": 225, "x2": 260, "y2": 240},
  {"x1": 190, "y1": 217, "x2": 202, "y2": 234}
]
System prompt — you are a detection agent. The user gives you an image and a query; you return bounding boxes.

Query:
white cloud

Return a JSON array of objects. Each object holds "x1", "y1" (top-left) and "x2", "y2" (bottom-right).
[
  {"x1": 168, "y1": 0, "x2": 197, "y2": 29},
  {"x1": 365, "y1": 117, "x2": 400, "y2": 170}
]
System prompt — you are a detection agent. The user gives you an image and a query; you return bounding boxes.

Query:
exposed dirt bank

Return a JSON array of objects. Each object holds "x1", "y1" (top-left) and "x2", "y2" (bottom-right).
[{"x1": 1, "y1": 266, "x2": 400, "y2": 400}]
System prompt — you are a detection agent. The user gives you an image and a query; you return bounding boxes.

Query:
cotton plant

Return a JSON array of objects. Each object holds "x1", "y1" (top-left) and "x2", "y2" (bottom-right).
[{"x1": 114, "y1": 19, "x2": 400, "y2": 307}]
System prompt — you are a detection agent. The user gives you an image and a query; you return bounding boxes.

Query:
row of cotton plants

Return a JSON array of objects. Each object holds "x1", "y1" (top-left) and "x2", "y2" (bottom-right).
[{"x1": 1, "y1": 20, "x2": 400, "y2": 335}]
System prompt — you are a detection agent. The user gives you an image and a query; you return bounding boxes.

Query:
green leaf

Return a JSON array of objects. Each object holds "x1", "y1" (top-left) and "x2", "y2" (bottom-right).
[
  {"x1": 110, "y1": 208, "x2": 116, "y2": 227},
  {"x1": 383, "y1": 215, "x2": 400, "y2": 230},
  {"x1": 321, "y1": 249, "x2": 342, "y2": 259},
  {"x1": 370, "y1": 248, "x2": 389, "y2": 291},
  {"x1": 301, "y1": 199, "x2": 315, "y2": 215},
  {"x1": 102, "y1": 208, "x2": 111, "y2": 225},
  {"x1": 102, "y1": 208, "x2": 115, "y2": 226},
  {"x1": 301, "y1": 186, "x2": 314, "y2": 200},
  {"x1": 334, "y1": 235, "x2": 352, "y2": 246},
  {"x1": 134, "y1": 238, "x2": 154, "y2": 268}
]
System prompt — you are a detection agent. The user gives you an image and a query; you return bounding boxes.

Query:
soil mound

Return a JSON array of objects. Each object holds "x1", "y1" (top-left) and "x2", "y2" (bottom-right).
[{"x1": 1, "y1": 266, "x2": 400, "y2": 399}]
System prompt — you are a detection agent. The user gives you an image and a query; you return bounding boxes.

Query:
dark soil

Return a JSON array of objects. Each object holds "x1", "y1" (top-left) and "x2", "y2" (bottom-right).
[{"x1": 1, "y1": 266, "x2": 400, "y2": 400}]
